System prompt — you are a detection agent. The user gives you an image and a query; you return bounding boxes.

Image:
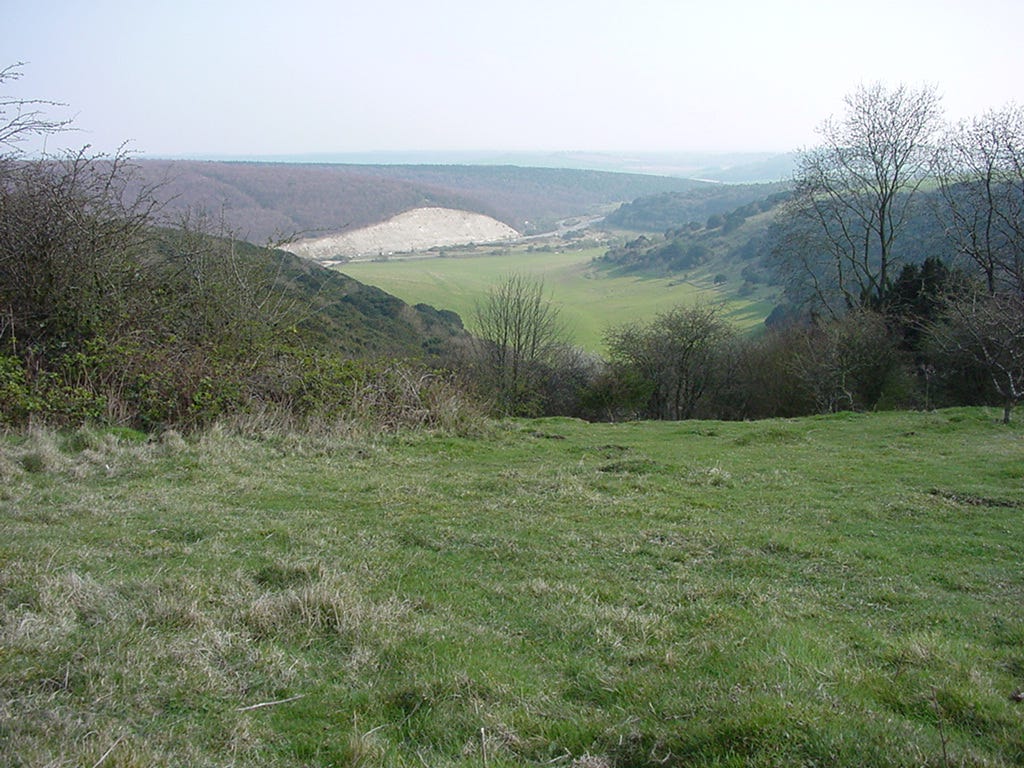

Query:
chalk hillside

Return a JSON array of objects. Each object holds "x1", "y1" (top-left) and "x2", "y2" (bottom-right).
[{"x1": 286, "y1": 207, "x2": 519, "y2": 261}]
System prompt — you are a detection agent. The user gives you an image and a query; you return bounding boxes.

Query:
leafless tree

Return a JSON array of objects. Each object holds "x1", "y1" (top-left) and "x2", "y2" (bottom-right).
[
  {"x1": 150, "y1": 206, "x2": 306, "y2": 361},
  {"x1": 472, "y1": 274, "x2": 567, "y2": 414},
  {"x1": 936, "y1": 105, "x2": 1024, "y2": 295},
  {"x1": 928, "y1": 289, "x2": 1024, "y2": 423},
  {"x1": 782, "y1": 83, "x2": 943, "y2": 315}
]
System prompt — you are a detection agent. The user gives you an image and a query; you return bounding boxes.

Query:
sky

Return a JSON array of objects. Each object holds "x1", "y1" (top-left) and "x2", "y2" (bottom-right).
[{"x1": 3, "y1": 0, "x2": 1023, "y2": 158}]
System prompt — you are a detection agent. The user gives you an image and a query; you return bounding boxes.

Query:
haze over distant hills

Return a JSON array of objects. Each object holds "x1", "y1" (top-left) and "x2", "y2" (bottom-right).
[
  {"x1": 145, "y1": 151, "x2": 797, "y2": 185},
  {"x1": 135, "y1": 158, "x2": 765, "y2": 245}
]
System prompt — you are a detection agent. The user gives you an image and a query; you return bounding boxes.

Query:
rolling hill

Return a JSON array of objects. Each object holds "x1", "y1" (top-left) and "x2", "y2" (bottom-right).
[
  {"x1": 134, "y1": 160, "x2": 716, "y2": 245},
  {"x1": 233, "y1": 239, "x2": 470, "y2": 358}
]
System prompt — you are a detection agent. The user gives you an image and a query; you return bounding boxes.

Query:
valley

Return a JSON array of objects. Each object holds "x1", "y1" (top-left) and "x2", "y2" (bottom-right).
[
  {"x1": 127, "y1": 158, "x2": 789, "y2": 347},
  {"x1": 339, "y1": 243, "x2": 774, "y2": 353}
]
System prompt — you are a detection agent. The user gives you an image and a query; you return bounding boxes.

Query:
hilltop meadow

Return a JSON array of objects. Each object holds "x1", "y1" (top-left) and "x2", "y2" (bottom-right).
[{"x1": 2, "y1": 408, "x2": 1023, "y2": 766}]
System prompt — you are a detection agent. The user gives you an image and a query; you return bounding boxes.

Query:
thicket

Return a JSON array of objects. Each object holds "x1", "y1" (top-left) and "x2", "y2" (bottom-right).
[
  {"x1": 0, "y1": 173, "x2": 477, "y2": 432},
  {"x1": 0, "y1": 82, "x2": 478, "y2": 431}
]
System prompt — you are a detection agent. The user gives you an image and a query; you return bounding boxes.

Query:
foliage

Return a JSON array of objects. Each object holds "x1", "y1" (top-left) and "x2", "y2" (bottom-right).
[
  {"x1": 786, "y1": 310, "x2": 908, "y2": 413},
  {"x1": 575, "y1": 363, "x2": 654, "y2": 421},
  {"x1": 703, "y1": 328, "x2": 814, "y2": 419}
]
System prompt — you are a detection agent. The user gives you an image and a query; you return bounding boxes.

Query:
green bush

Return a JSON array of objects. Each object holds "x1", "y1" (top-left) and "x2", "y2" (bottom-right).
[{"x1": 0, "y1": 354, "x2": 30, "y2": 423}]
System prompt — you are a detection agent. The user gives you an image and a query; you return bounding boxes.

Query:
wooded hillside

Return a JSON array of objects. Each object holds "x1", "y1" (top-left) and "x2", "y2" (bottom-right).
[{"x1": 135, "y1": 160, "x2": 712, "y2": 243}]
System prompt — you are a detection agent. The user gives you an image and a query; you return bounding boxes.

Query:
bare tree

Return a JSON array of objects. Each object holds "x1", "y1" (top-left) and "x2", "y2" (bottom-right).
[
  {"x1": 936, "y1": 105, "x2": 1024, "y2": 295},
  {"x1": 150, "y1": 206, "x2": 306, "y2": 361},
  {"x1": 782, "y1": 83, "x2": 943, "y2": 315},
  {"x1": 928, "y1": 289, "x2": 1024, "y2": 423},
  {"x1": 0, "y1": 148, "x2": 159, "y2": 351},
  {"x1": 472, "y1": 274, "x2": 568, "y2": 414}
]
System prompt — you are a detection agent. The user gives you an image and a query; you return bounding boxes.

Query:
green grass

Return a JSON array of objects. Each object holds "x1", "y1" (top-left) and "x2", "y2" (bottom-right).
[
  {"x1": 339, "y1": 246, "x2": 773, "y2": 352},
  {"x1": 2, "y1": 409, "x2": 1023, "y2": 766}
]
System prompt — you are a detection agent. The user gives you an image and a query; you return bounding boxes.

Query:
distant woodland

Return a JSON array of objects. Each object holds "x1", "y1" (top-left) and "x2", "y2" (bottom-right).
[{"x1": 132, "y1": 160, "x2": 715, "y2": 242}]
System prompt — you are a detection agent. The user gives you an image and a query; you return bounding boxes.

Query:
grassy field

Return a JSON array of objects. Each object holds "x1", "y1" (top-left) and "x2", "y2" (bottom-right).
[
  {"x1": 338, "y1": 246, "x2": 775, "y2": 352},
  {"x1": 2, "y1": 408, "x2": 1022, "y2": 766}
]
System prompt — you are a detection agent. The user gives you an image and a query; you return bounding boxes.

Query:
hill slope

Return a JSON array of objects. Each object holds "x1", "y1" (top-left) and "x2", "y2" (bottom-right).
[
  {"x1": 224, "y1": 237, "x2": 470, "y2": 357},
  {"x1": 3, "y1": 409, "x2": 1022, "y2": 766},
  {"x1": 603, "y1": 182, "x2": 790, "y2": 232},
  {"x1": 287, "y1": 207, "x2": 519, "y2": 261},
  {"x1": 134, "y1": 160, "x2": 716, "y2": 243}
]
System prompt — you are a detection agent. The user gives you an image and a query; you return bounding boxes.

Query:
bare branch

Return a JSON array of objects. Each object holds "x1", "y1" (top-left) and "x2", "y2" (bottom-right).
[
  {"x1": 781, "y1": 83, "x2": 943, "y2": 314},
  {"x1": 0, "y1": 62, "x2": 73, "y2": 153},
  {"x1": 936, "y1": 104, "x2": 1024, "y2": 294}
]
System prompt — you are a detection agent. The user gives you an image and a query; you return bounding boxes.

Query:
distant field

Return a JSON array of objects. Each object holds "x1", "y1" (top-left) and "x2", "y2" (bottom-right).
[{"x1": 339, "y1": 246, "x2": 774, "y2": 352}]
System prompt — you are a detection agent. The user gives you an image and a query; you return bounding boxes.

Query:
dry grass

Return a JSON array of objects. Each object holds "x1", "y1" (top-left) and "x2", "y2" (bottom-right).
[{"x1": 0, "y1": 549, "x2": 423, "y2": 765}]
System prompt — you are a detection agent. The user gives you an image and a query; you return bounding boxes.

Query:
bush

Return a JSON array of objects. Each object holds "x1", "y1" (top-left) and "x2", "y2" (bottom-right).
[
  {"x1": 787, "y1": 310, "x2": 910, "y2": 413},
  {"x1": 0, "y1": 354, "x2": 30, "y2": 423}
]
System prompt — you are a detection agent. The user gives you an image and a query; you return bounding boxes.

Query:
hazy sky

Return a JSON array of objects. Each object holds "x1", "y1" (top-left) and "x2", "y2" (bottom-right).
[{"x1": 4, "y1": 0, "x2": 1023, "y2": 157}]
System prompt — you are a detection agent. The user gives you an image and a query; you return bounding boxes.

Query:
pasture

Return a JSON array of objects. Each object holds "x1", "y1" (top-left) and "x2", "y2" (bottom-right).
[
  {"x1": 1, "y1": 408, "x2": 1022, "y2": 766},
  {"x1": 338, "y1": 246, "x2": 774, "y2": 351}
]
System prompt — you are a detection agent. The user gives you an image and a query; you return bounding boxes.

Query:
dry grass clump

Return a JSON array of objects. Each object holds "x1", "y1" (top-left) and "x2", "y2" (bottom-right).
[
  {"x1": 41, "y1": 570, "x2": 128, "y2": 627},
  {"x1": 0, "y1": 446, "x2": 23, "y2": 485},
  {"x1": 687, "y1": 463, "x2": 733, "y2": 486},
  {"x1": 206, "y1": 362, "x2": 488, "y2": 444},
  {"x1": 243, "y1": 573, "x2": 414, "y2": 646},
  {"x1": 0, "y1": 555, "x2": 420, "y2": 764},
  {"x1": 339, "y1": 717, "x2": 389, "y2": 767},
  {"x1": 0, "y1": 425, "x2": 169, "y2": 482},
  {"x1": 2, "y1": 568, "x2": 131, "y2": 659},
  {"x1": 157, "y1": 428, "x2": 188, "y2": 453},
  {"x1": 17, "y1": 427, "x2": 70, "y2": 474}
]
